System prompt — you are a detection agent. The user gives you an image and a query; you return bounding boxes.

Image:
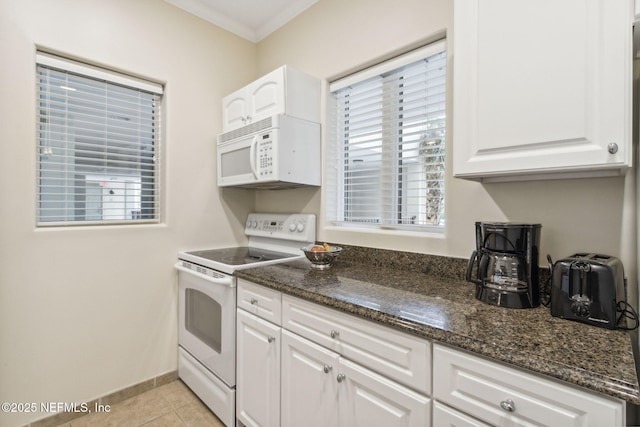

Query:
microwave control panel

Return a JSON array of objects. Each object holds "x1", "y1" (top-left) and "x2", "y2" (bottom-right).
[{"x1": 258, "y1": 133, "x2": 274, "y2": 177}]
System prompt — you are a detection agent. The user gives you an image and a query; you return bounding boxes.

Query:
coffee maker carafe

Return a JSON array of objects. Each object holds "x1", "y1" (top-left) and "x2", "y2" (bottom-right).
[{"x1": 466, "y1": 222, "x2": 542, "y2": 309}]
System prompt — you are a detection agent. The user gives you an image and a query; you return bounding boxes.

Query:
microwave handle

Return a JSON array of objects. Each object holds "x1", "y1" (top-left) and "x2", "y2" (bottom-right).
[{"x1": 249, "y1": 135, "x2": 258, "y2": 179}]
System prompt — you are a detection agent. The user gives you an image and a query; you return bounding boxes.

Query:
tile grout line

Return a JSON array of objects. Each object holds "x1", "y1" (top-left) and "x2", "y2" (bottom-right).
[{"x1": 25, "y1": 371, "x2": 178, "y2": 427}]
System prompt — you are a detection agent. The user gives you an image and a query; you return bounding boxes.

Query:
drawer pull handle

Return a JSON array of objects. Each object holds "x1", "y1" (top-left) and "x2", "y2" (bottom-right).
[
  {"x1": 250, "y1": 298, "x2": 258, "y2": 305},
  {"x1": 500, "y1": 399, "x2": 515, "y2": 412},
  {"x1": 267, "y1": 336, "x2": 276, "y2": 343},
  {"x1": 336, "y1": 373, "x2": 346, "y2": 382},
  {"x1": 323, "y1": 364, "x2": 332, "y2": 374},
  {"x1": 330, "y1": 330, "x2": 340, "y2": 339}
]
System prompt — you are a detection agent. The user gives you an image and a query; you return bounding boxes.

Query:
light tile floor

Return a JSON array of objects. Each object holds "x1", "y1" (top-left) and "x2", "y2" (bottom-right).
[{"x1": 56, "y1": 380, "x2": 224, "y2": 427}]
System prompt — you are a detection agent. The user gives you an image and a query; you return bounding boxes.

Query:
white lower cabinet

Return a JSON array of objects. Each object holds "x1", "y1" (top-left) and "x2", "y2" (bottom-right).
[
  {"x1": 281, "y1": 329, "x2": 430, "y2": 427},
  {"x1": 236, "y1": 309, "x2": 281, "y2": 427},
  {"x1": 338, "y1": 357, "x2": 430, "y2": 427},
  {"x1": 282, "y1": 294, "x2": 431, "y2": 394},
  {"x1": 433, "y1": 344, "x2": 625, "y2": 427},
  {"x1": 237, "y1": 281, "x2": 626, "y2": 427},
  {"x1": 281, "y1": 330, "x2": 339, "y2": 427}
]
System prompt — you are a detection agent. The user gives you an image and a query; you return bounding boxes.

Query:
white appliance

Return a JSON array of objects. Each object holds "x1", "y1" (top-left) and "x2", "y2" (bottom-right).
[
  {"x1": 217, "y1": 114, "x2": 321, "y2": 189},
  {"x1": 176, "y1": 213, "x2": 316, "y2": 427}
]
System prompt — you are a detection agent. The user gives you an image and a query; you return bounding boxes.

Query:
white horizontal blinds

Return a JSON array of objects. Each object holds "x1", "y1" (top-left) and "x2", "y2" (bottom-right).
[
  {"x1": 329, "y1": 41, "x2": 447, "y2": 229},
  {"x1": 36, "y1": 52, "x2": 163, "y2": 226}
]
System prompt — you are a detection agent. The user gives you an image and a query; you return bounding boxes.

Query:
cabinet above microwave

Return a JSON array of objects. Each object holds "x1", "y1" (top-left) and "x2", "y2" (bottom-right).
[{"x1": 222, "y1": 65, "x2": 321, "y2": 133}]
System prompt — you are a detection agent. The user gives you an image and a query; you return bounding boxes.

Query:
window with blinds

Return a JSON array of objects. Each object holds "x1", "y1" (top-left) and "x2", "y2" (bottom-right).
[
  {"x1": 36, "y1": 52, "x2": 163, "y2": 226},
  {"x1": 327, "y1": 41, "x2": 447, "y2": 231}
]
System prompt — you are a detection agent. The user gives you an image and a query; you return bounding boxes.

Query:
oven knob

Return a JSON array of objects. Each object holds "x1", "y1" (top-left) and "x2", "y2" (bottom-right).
[
  {"x1": 289, "y1": 222, "x2": 297, "y2": 232},
  {"x1": 296, "y1": 223, "x2": 305, "y2": 232},
  {"x1": 251, "y1": 221, "x2": 258, "y2": 228}
]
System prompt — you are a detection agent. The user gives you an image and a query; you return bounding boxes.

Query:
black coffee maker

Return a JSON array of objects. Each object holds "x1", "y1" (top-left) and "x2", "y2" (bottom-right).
[{"x1": 466, "y1": 222, "x2": 542, "y2": 309}]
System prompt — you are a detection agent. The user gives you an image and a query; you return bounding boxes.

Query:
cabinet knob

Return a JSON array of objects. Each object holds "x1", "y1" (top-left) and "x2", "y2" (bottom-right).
[
  {"x1": 330, "y1": 330, "x2": 340, "y2": 339},
  {"x1": 250, "y1": 298, "x2": 258, "y2": 305},
  {"x1": 267, "y1": 336, "x2": 275, "y2": 343},
  {"x1": 323, "y1": 364, "x2": 332, "y2": 374},
  {"x1": 336, "y1": 373, "x2": 346, "y2": 383},
  {"x1": 500, "y1": 399, "x2": 515, "y2": 412},
  {"x1": 608, "y1": 143, "x2": 619, "y2": 154}
]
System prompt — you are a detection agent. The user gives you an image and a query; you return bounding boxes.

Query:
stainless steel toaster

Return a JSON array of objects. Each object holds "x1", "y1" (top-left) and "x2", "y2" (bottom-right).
[{"x1": 550, "y1": 253, "x2": 626, "y2": 329}]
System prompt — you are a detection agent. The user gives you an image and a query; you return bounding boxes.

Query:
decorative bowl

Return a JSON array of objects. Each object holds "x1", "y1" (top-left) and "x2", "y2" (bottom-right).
[{"x1": 301, "y1": 244, "x2": 342, "y2": 270}]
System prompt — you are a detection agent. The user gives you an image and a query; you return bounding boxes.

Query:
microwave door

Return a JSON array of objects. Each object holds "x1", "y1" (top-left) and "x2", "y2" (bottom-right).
[{"x1": 218, "y1": 135, "x2": 259, "y2": 186}]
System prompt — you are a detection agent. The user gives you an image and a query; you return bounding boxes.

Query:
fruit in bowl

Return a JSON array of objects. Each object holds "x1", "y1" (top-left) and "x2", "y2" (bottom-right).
[
  {"x1": 301, "y1": 243, "x2": 342, "y2": 269},
  {"x1": 309, "y1": 242, "x2": 332, "y2": 252}
]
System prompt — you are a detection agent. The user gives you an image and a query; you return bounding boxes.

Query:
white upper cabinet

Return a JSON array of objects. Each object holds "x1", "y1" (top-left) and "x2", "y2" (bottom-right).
[
  {"x1": 222, "y1": 65, "x2": 320, "y2": 133},
  {"x1": 247, "y1": 69, "x2": 285, "y2": 122},
  {"x1": 453, "y1": 0, "x2": 633, "y2": 181}
]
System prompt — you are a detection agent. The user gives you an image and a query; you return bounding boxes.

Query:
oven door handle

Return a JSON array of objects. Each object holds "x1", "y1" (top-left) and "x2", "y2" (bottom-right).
[{"x1": 174, "y1": 263, "x2": 235, "y2": 287}]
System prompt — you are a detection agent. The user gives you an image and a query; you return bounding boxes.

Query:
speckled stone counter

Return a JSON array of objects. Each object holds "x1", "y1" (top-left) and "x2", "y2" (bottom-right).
[{"x1": 236, "y1": 245, "x2": 640, "y2": 404}]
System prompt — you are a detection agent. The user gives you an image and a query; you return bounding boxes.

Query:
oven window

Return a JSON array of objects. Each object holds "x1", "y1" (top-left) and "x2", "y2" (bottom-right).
[
  {"x1": 185, "y1": 289, "x2": 222, "y2": 353},
  {"x1": 221, "y1": 146, "x2": 251, "y2": 177}
]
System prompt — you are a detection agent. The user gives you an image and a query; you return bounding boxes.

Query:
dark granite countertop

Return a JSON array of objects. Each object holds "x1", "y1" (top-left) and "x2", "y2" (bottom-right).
[{"x1": 236, "y1": 246, "x2": 640, "y2": 404}]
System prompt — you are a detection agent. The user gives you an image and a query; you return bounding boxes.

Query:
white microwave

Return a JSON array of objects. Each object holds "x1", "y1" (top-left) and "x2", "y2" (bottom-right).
[{"x1": 217, "y1": 114, "x2": 321, "y2": 189}]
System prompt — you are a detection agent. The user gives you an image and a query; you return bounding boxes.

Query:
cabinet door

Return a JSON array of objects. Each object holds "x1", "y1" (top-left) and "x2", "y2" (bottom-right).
[
  {"x1": 236, "y1": 309, "x2": 280, "y2": 427},
  {"x1": 222, "y1": 89, "x2": 248, "y2": 132},
  {"x1": 247, "y1": 67, "x2": 285, "y2": 124},
  {"x1": 453, "y1": 0, "x2": 633, "y2": 180},
  {"x1": 338, "y1": 358, "x2": 431, "y2": 427},
  {"x1": 281, "y1": 330, "x2": 340, "y2": 427}
]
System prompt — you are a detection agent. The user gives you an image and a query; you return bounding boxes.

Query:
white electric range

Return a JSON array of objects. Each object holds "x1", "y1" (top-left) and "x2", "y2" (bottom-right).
[{"x1": 175, "y1": 213, "x2": 315, "y2": 427}]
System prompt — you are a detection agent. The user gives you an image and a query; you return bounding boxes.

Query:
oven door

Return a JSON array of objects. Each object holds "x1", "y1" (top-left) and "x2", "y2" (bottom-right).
[{"x1": 176, "y1": 263, "x2": 236, "y2": 387}]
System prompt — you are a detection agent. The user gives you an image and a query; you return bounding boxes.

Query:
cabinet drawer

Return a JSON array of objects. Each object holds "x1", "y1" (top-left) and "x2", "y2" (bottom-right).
[
  {"x1": 282, "y1": 294, "x2": 431, "y2": 394},
  {"x1": 433, "y1": 344, "x2": 624, "y2": 427},
  {"x1": 237, "y1": 279, "x2": 282, "y2": 325}
]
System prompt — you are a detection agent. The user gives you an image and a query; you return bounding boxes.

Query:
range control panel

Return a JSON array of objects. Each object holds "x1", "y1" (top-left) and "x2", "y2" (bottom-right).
[{"x1": 245, "y1": 213, "x2": 316, "y2": 242}]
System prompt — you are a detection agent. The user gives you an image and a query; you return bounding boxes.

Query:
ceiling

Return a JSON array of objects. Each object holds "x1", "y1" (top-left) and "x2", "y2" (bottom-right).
[{"x1": 165, "y1": 0, "x2": 318, "y2": 43}]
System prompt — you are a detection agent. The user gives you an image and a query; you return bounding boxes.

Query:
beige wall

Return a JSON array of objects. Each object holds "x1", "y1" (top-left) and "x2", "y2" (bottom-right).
[
  {"x1": 0, "y1": 1, "x2": 255, "y2": 425},
  {"x1": 1, "y1": 0, "x2": 637, "y2": 425},
  {"x1": 255, "y1": 0, "x2": 637, "y2": 281}
]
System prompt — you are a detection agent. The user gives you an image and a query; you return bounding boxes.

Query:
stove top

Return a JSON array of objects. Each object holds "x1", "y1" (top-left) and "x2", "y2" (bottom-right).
[
  {"x1": 179, "y1": 246, "x2": 304, "y2": 275},
  {"x1": 178, "y1": 213, "x2": 316, "y2": 275},
  {"x1": 185, "y1": 247, "x2": 299, "y2": 266}
]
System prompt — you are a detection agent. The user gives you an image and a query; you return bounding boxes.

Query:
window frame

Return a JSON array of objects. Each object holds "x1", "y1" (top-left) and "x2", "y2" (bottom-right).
[
  {"x1": 326, "y1": 40, "x2": 447, "y2": 233},
  {"x1": 35, "y1": 52, "x2": 164, "y2": 227}
]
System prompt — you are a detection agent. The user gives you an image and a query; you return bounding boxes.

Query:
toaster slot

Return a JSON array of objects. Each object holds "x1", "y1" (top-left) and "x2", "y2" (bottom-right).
[
  {"x1": 592, "y1": 254, "x2": 611, "y2": 262},
  {"x1": 571, "y1": 253, "x2": 589, "y2": 258}
]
